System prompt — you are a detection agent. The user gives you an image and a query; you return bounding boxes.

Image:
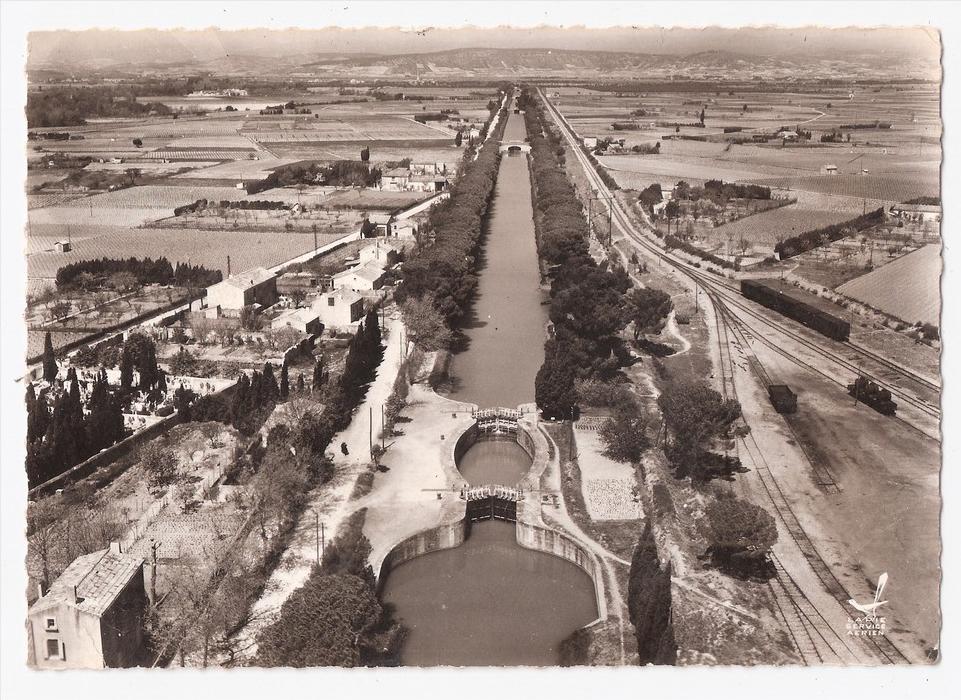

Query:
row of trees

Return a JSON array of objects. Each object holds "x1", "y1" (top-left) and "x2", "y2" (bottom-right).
[
  {"x1": 55, "y1": 256, "x2": 222, "y2": 291},
  {"x1": 519, "y1": 88, "x2": 637, "y2": 419},
  {"x1": 395, "y1": 96, "x2": 508, "y2": 326},
  {"x1": 675, "y1": 179, "x2": 772, "y2": 203},
  {"x1": 246, "y1": 160, "x2": 381, "y2": 195}
]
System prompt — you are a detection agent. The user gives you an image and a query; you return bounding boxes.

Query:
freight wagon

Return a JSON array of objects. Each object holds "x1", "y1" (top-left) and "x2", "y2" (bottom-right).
[
  {"x1": 741, "y1": 278, "x2": 850, "y2": 341},
  {"x1": 848, "y1": 376, "x2": 897, "y2": 416}
]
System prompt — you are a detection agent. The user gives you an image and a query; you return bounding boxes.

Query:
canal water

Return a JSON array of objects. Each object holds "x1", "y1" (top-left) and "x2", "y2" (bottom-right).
[
  {"x1": 380, "y1": 110, "x2": 598, "y2": 666},
  {"x1": 445, "y1": 108, "x2": 547, "y2": 409}
]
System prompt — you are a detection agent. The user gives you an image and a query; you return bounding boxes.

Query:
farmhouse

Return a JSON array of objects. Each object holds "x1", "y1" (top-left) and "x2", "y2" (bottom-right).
[
  {"x1": 28, "y1": 543, "x2": 146, "y2": 669},
  {"x1": 312, "y1": 288, "x2": 365, "y2": 328},
  {"x1": 890, "y1": 202, "x2": 941, "y2": 224},
  {"x1": 408, "y1": 173, "x2": 449, "y2": 193},
  {"x1": 582, "y1": 136, "x2": 598, "y2": 149},
  {"x1": 331, "y1": 261, "x2": 386, "y2": 292},
  {"x1": 54, "y1": 240, "x2": 72, "y2": 253},
  {"x1": 271, "y1": 307, "x2": 322, "y2": 335},
  {"x1": 821, "y1": 163, "x2": 839, "y2": 175},
  {"x1": 777, "y1": 130, "x2": 799, "y2": 141},
  {"x1": 381, "y1": 168, "x2": 411, "y2": 191},
  {"x1": 205, "y1": 267, "x2": 278, "y2": 311}
]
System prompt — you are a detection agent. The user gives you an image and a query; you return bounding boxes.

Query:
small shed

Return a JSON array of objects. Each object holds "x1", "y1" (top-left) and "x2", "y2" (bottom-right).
[
  {"x1": 768, "y1": 385, "x2": 798, "y2": 414},
  {"x1": 54, "y1": 240, "x2": 72, "y2": 253}
]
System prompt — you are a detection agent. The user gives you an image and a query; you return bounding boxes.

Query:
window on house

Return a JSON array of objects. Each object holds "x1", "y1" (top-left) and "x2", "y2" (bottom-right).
[
  {"x1": 45, "y1": 617, "x2": 57, "y2": 631},
  {"x1": 328, "y1": 298, "x2": 335, "y2": 306},
  {"x1": 46, "y1": 639, "x2": 60, "y2": 659}
]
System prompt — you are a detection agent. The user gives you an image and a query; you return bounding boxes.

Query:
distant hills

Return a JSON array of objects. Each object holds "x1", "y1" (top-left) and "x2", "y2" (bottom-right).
[{"x1": 27, "y1": 27, "x2": 941, "y2": 81}]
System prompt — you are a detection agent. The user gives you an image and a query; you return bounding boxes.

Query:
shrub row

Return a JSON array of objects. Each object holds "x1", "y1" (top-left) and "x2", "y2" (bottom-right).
[
  {"x1": 774, "y1": 208, "x2": 884, "y2": 259},
  {"x1": 395, "y1": 93, "x2": 509, "y2": 325}
]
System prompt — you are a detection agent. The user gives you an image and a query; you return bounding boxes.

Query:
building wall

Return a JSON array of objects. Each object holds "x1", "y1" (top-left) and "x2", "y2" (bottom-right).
[
  {"x1": 30, "y1": 604, "x2": 106, "y2": 669},
  {"x1": 99, "y1": 571, "x2": 147, "y2": 668},
  {"x1": 314, "y1": 297, "x2": 364, "y2": 328}
]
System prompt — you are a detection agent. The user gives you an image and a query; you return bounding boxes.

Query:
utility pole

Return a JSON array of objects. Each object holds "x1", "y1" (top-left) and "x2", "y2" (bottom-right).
[
  {"x1": 149, "y1": 539, "x2": 158, "y2": 604},
  {"x1": 321, "y1": 522, "x2": 326, "y2": 557},
  {"x1": 608, "y1": 200, "x2": 613, "y2": 246},
  {"x1": 369, "y1": 405, "x2": 373, "y2": 458},
  {"x1": 313, "y1": 511, "x2": 320, "y2": 564},
  {"x1": 381, "y1": 404, "x2": 386, "y2": 450}
]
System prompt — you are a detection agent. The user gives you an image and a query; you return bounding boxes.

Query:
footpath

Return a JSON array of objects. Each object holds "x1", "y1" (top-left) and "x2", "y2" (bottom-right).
[{"x1": 228, "y1": 311, "x2": 405, "y2": 660}]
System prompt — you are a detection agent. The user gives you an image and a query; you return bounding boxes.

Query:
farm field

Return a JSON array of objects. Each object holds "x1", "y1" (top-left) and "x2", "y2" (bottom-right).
[
  {"x1": 837, "y1": 243, "x2": 941, "y2": 325},
  {"x1": 704, "y1": 190, "x2": 872, "y2": 251},
  {"x1": 754, "y1": 173, "x2": 939, "y2": 202},
  {"x1": 320, "y1": 188, "x2": 429, "y2": 210},
  {"x1": 27, "y1": 184, "x2": 254, "y2": 227},
  {"x1": 27, "y1": 227, "x2": 349, "y2": 280},
  {"x1": 170, "y1": 157, "x2": 296, "y2": 180}
]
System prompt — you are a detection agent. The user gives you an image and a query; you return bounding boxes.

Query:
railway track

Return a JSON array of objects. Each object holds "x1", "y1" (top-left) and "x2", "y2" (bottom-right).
[
  {"x1": 538, "y1": 88, "x2": 939, "y2": 431},
  {"x1": 537, "y1": 87, "x2": 913, "y2": 665}
]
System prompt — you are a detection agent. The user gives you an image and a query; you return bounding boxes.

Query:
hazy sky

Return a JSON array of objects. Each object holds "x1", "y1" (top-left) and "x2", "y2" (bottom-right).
[{"x1": 28, "y1": 25, "x2": 941, "y2": 67}]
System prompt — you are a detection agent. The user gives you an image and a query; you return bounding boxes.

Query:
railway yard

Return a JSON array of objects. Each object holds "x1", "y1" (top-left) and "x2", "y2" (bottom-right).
[{"x1": 540, "y1": 86, "x2": 941, "y2": 664}]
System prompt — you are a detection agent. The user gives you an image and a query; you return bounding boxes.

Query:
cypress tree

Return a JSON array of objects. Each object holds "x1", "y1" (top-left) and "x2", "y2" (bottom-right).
[
  {"x1": 262, "y1": 362, "x2": 279, "y2": 401},
  {"x1": 296, "y1": 372, "x2": 306, "y2": 394},
  {"x1": 26, "y1": 384, "x2": 50, "y2": 444},
  {"x1": 279, "y1": 362, "x2": 289, "y2": 400},
  {"x1": 312, "y1": 356, "x2": 325, "y2": 392},
  {"x1": 120, "y1": 349, "x2": 134, "y2": 390},
  {"x1": 42, "y1": 332, "x2": 58, "y2": 383},
  {"x1": 364, "y1": 310, "x2": 382, "y2": 358}
]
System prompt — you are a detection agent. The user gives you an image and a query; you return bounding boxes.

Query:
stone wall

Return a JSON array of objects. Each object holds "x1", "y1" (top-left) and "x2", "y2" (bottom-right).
[{"x1": 375, "y1": 517, "x2": 467, "y2": 593}]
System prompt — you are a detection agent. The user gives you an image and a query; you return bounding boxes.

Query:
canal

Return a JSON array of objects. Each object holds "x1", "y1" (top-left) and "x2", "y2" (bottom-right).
[{"x1": 379, "y1": 109, "x2": 598, "y2": 666}]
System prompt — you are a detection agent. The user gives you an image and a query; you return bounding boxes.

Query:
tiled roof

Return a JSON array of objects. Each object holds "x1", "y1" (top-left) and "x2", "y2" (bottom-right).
[
  {"x1": 320, "y1": 288, "x2": 363, "y2": 304},
  {"x1": 382, "y1": 168, "x2": 411, "y2": 178},
  {"x1": 30, "y1": 548, "x2": 143, "y2": 618},
  {"x1": 334, "y1": 262, "x2": 384, "y2": 283},
  {"x1": 223, "y1": 267, "x2": 275, "y2": 289}
]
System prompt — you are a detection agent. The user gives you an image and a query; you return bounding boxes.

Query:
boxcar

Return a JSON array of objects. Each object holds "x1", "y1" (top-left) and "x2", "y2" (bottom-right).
[
  {"x1": 741, "y1": 279, "x2": 850, "y2": 342},
  {"x1": 768, "y1": 384, "x2": 798, "y2": 414}
]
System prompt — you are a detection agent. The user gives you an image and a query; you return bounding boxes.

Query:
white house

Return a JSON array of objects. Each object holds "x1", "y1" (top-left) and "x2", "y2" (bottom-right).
[
  {"x1": 205, "y1": 267, "x2": 277, "y2": 311},
  {"x1": 28, "y1": 543, "x2": 146, "y2": 669},
  {"x1": 331, "y1": 261, "x2": 386, "y2": 292},
  {"x1": 311, "y1": 288, "x2": 365, "y2": 329},
  {"x1": 582, "y1": 136, "x2": 598, "y2": 149},
  {"x1": 381, "y1": 168, "x2": 411, "y2": 191},
  {"x1": 821, "y1": 164, "x2": 839, "y2": 175}
]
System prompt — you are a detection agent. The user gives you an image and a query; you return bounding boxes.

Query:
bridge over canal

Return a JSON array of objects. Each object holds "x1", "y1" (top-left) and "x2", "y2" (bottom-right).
[{"x1": 499, "y1": 141, "x2": 531, "y2": 154}]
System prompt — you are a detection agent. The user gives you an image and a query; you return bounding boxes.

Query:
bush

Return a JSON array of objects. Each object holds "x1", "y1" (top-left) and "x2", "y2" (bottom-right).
[{"x1": 703, "y1": 491, "x2": 777, "y2": 577}]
